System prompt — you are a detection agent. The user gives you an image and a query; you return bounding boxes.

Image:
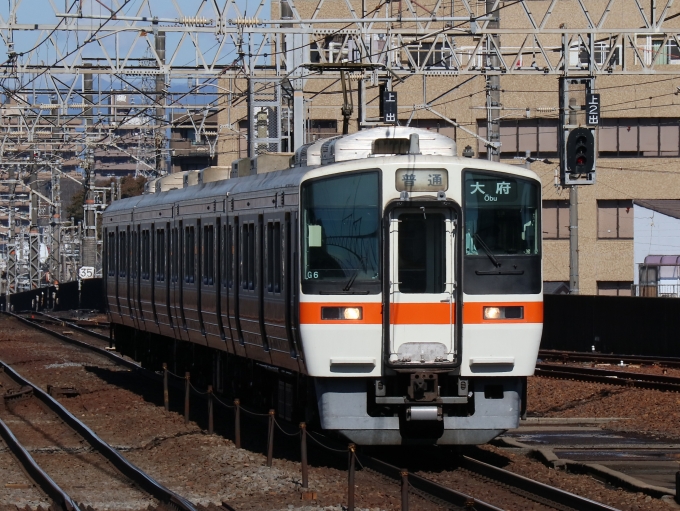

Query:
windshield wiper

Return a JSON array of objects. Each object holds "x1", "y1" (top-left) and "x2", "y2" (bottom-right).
[
  {"x1": 474, "y1": 233, "x2": 501, "y2": 268},
  {"x1": 343, "y1": 271, "x2": 359, "y2": 291}
]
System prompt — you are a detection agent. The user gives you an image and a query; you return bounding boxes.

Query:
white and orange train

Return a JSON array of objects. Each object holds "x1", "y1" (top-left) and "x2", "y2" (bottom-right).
[{"x1": 103, "y1": 126, "x2": 542, "y2": 445}]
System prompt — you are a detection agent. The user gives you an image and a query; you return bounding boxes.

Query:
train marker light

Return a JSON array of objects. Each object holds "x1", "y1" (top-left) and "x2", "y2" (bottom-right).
[
  {"x1": 483, "y1": 306, "x2": 524, "y2": 320},
  {"x1": 321, "y1": 306, "x2": 363, "y2": 320}
]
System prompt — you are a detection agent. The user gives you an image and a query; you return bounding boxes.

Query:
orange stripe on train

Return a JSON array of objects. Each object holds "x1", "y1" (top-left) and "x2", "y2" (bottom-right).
[{"x1": 299, "y1": 301, "x2": 543, "y2": 325}]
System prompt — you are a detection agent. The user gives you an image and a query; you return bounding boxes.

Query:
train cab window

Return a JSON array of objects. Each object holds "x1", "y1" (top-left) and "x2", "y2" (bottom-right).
[
  {"x1": 398, "y1": 213, "x2": 445, "y2": 293},
  {"x1": 203, "y1": 225, "x2": 214, "y2": 285},
  {"x1": 464, "y1": 171, "x2": 539, "y2": 257},
  {"x1": 156, "y1": 230, "x2": 165, "y2": 282},
  {"x1": 241, "y1": 223, "x2": 255, "y2": 290},
  {"x1": 267, "y1": 222, "x2": 282, "y2": 293},
  {"x1": 185, "y1": 226, "x2": 195, "y2": 283},
  {"x1": 141, "y1": 230, "x2": 150, "y2": 280},
  {"x1": 171, "y1": 228, "x2": 178, "y2": 283},
  {"x1": 301, "y1": 171, "x2": 380, "y2": 294},
  {"x1": 107, "y1": 232, "x2": 116, "y2": 277},
  {"x1": 463, "y1": 170, "x2": 541, "y2": 295},
  {"x1": 118, "y1": 232, "x2": 127, "y2": 278}
]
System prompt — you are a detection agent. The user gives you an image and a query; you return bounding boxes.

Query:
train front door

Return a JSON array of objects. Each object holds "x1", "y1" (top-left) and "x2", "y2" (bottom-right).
[{"x1": 388, "y1": 205, "x2": 456, "y2": 365}]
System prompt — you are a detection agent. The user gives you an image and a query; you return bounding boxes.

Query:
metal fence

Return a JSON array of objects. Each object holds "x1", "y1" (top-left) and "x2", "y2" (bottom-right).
[{"x1": 631, "y1": 285, "x2": 680, "y2": 298}]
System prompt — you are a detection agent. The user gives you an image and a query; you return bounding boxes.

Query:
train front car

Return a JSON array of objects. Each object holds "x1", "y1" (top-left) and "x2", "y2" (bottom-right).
[{"x1": 298, "y1": 128, "x2": 542, "y2": 445}]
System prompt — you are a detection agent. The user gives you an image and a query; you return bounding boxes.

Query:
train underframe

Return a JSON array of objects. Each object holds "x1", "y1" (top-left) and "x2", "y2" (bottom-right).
[{"x1": 113, "y1": 323, "x2": 527, "y2": 445}]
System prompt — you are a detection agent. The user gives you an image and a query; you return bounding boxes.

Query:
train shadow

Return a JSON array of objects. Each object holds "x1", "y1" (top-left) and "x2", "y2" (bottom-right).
[{"x1": 82, "y1": 365, "x2": 349, "y2": 471}]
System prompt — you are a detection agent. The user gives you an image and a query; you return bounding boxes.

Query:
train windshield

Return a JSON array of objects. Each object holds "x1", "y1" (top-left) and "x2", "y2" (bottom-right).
[
  {"x1": 464, "y1": 171, "x2": 540, "y2": 256},
  {"x1": 301, "y1": 171, "x2": 381, "y2": 294}
]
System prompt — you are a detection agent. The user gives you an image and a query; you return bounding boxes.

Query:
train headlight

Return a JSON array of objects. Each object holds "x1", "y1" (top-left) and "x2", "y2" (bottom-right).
[
  {"x1": 483, "y1": 307, "x2": 502, "y2": 319},
  {"x1": 321, "y1": 306, "x2": 363, "y2": 320},
  {"x1": 483, "y1": 306, "x2": 524, "y2": 320}
]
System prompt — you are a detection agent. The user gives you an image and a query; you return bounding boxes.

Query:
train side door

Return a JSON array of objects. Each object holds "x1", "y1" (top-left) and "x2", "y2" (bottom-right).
[{"x1": 388, "y1": 206, "x2": 456, "y2": 364}]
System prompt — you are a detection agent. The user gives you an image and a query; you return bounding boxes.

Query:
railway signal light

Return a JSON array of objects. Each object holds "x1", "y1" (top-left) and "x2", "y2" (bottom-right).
[{"x1": 563, "y1": 127, "x2": 595, "y2": 185}]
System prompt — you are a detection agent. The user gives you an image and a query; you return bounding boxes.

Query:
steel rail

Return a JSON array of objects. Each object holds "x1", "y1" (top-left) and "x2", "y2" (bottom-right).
[
  {"x1": 0, "y1": 360, "x2": 198, "y2": 511},
  {"x1": 6, "y1": 311, "x2": 140, "y2": 372},
  {"x1": 34, "y1": 311, "x2": 111, "y2": 342},
  {"x1": 0, "y1": 416, "x2": 81, "y2": 511},
  {"x1": 535, "y1": 365, "x2": 680, "y2": 392},
  {"x1": 539, "y1": 350, "x2": 680, "y2": 369},
  {"x1": 357, "y1": 453, "x2": 505, "y2": 511},
  {"x1": 459, "y1": 455, "x2": 620, "y2": 511}
]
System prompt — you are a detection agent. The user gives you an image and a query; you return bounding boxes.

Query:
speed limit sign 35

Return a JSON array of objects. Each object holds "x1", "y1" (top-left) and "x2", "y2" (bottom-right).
[{"x1": 79, "y1": 266, "x2": 95, "y2": 279}]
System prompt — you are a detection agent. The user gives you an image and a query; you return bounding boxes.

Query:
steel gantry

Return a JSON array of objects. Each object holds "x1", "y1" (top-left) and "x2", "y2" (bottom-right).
[{"x1": 1, "y1": 0, "x2": 680, "y2": 292}]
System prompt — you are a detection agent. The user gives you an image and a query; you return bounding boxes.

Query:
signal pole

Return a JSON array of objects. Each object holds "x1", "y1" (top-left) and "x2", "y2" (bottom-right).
[
  {"x1": 568, "y1": 96, "x2": 579, "y2": 295},
  {"x1": 561, "y1": 72, "x2": 597, "y2": 295}
]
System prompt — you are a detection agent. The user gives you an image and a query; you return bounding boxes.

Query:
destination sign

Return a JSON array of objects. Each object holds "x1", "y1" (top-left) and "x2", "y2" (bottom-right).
[
  {"x1": 396, "y1": 169, "x2": 448, "y2": 192},
  {"x1": 465, "y1": 176, "x2": 518, "y2": 203}
]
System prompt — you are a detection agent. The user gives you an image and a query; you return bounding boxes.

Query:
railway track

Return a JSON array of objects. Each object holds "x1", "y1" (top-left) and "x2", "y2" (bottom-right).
[
  {"x1": 7, "y1": 310, "x2": 626, "y2": 510},
  {"x1": 358, "y1": 448, "x2": 620, "y2": 511},
  {"x1": 539, "y1": 349, "x2": 680, "y2": 369},
  {"x1": 0, "y1": 359, "x2": 197, "y2": 511},
  {"x1": 535, "y1": 363, "x2": 680, "y2": 392}
]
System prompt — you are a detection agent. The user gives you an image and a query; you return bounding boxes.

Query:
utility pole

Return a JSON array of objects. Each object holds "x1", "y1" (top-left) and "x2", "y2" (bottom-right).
[
  {"x1": 50, "y1": 164, "x2": 61, "y2": 284},
  {"x1": 6, "y1": 165, "x2": 17, "y2": 297},
  {"x1": 486, "y1": 0, "x2": 500, "y2": 162},
  {"x1": 28, "y1": 151, "x2": 40, "y2": 290},
  {"x1": 155, "y1": 30, "x2": 166, "y2": 175}
]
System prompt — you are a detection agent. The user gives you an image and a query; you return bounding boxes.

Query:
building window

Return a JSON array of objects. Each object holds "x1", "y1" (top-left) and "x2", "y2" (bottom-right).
[
  {"x1": 598, "y1": 118, "x2": 680, "y2": 157},
  {"x1": 406, "y1": 42, "x2": 453, "y2": 68},
  {"x1": 597, "y1": 200, "x2": 633, "y2": 239},
  {"x1": 571, "y1": 43, "x2": 621, "y2": 67},
  {"x1": 597, "y1": 281, "x2": 633, "y2": 296},
  {"x1": 478, "y1": 119, "x2": 558, "y2": 158},
  {"x1": 543, "y1": 281, "x2": 570, "y2": 295},
  {"x1": 542, "y1": 200, "x2": 570, "y2": 239}
]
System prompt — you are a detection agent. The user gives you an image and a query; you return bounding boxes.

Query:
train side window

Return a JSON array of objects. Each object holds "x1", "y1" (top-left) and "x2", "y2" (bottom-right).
[
  {"x1": 267, "y1": 223, "x2": 274, "y2": 292},
  {"x1": 108, "y1": 232, "x2": 116, "y2": 276},
  {"x1": 241, "y1": 224, "x2": 249, "y2": 290},
  {"x1": 248, "y1": 223, "x2": 255, "y2": 290},
  {"x1": 228, "y1": 224, "x2": 233, "y2": 288},
  {"x1": 203, "y1": 225, "x2": 214, "y2": 285},
  {"x1": 131, "y1": 231, "x2": 137, "y2": 279},
  {"x1": 119, "y1": 232, "x2": 127, "y2": 278},
  {"x1": 273, "y1": 222, "x2": 281, "y2": 293},
  {"x1": 171, "y1": 228, "x2": 178, "y2": 283},
  {"x1": 185, "y1": 226, "x2": 195, "y2": 283},
  {"x1": 156, "y1": 230, "x2": 165, "y2": 282},
  {"x1": 141, "y1": 230, "x2": 150, "y2": 280},
  {"x1": 266, "y1": 222, "x2": 282, "y2": 294},
  {"x1": 222, "y1": 225, "x2": 227, "y2": 288}
]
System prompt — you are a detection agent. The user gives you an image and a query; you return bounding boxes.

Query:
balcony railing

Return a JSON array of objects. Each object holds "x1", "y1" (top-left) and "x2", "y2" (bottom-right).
[{"x1": 631, "y1": 285, "x2": 680, "y2": 297}]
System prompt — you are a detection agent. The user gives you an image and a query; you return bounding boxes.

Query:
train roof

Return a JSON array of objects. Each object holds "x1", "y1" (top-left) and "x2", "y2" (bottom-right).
[{"x1": 104, "y1": 126, "x2": 540, "y2": 218}]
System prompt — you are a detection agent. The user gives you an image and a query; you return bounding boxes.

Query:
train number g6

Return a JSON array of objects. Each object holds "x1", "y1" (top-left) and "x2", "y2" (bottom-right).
[{"x1": 307, "y1": 271, "x2": 319, "y2": 279}]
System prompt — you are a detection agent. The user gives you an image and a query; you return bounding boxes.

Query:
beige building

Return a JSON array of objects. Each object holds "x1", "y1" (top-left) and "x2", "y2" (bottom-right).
[{"x1": 216, "y1": 0, "x2": 680, "y2": 295}]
